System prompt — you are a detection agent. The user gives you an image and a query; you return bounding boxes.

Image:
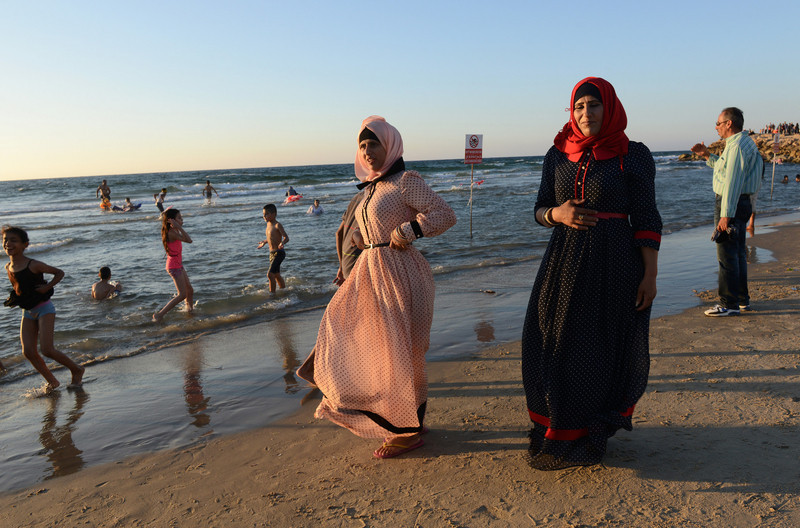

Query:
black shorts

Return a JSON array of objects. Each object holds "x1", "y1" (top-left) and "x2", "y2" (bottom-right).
[{"x1": 269, "y1": 249, "x2": 286, "y2": 274}]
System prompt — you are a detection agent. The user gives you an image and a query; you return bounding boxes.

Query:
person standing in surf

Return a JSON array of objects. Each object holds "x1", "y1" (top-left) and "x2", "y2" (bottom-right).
[
  {"x1": 154, "y1": 188, "x2": 167, "y2": 213},
  {"x1": 153, "y1": 209, "x2": 194, "y2": 322},
  {"x1": 3, "y1": 225, "x2": 85, "y2": 390},
  {"x1": 202, "y1": 180, "x2": 219, "y2": 201}
]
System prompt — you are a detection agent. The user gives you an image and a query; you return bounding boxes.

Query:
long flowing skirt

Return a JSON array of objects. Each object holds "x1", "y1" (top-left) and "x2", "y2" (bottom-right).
[
  {"x1": 521, "y1": 221, "x2": 651, "y2": 469},
  {"x1": 301, "y1": 246, "x2": 434, "y2": 439}
]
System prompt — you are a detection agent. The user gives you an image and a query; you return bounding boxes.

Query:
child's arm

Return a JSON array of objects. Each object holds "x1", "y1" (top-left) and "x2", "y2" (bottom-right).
[
  {"x1": 30, "y1": 260, "x2": 64, "y2": 293},
  {"x1": 278, "y1": 223, "x2": 289, "y2": 249},
  {"x1": 257, "y1": 227, "x2": 269, "y2": 249},
  {"x1": 169, "y1": 222, "x2": 193, "y2": 243}
]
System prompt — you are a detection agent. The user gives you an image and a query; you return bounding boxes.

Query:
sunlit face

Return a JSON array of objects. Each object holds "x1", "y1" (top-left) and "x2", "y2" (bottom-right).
[
  {"x1": 715, "y1": 112, "x2": 733, "y2": 139},
  {"x1": 2, "y1": 233, "x2": 27, "y2": 256},
  {"x1": 573, "y1": 95, "x2": 604, "y2": 137},
  {"x1": 359, "y1": 138, "x2": 386, "y2": 171}
]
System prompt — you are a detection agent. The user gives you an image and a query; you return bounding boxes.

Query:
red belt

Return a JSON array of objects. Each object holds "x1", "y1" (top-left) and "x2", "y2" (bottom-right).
[{"x1": 595, "y1": 212, "x2": 628, "y2": 220}]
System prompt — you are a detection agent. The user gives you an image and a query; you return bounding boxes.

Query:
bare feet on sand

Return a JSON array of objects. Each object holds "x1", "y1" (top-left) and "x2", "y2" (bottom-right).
[{"x1": 69, "y1": 365, "x2": 85, "y2": 387}]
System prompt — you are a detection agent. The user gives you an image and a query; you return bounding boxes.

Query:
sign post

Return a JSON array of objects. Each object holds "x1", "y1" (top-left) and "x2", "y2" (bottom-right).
[
  {"x1": 464, "y1": 134, "x2": 483, "y2": 238},
  {"x1": 770, "y1": 133, "x2": 780, "y2": 199}
]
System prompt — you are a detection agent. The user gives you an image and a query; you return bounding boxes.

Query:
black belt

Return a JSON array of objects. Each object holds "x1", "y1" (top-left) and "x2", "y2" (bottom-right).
[{"x1": 364, "y1": 242, "x2": 390, "y2": 249}]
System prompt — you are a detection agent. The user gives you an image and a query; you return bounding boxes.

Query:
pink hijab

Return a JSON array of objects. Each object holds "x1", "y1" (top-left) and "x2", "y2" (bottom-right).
[{"x1": 354, "y1": 116, "x2": 404, "y2": 183}]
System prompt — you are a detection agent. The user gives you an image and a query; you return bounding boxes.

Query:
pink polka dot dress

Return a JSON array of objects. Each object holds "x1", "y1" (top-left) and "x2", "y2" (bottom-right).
[{"x1": 306, "y1": 169, "x2": 456, "y2": 439}]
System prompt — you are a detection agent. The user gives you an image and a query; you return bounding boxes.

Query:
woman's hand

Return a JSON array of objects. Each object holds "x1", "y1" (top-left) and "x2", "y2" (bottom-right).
[
  {"x1": 635, "y1": 274, "x2": 657, "y2": 311},
  {"x1": 550, "y1": 199, "x2": 598, "y2": 230},
  {"x1": 390, "y1": 227, "x2": 411, "y2": 250}
]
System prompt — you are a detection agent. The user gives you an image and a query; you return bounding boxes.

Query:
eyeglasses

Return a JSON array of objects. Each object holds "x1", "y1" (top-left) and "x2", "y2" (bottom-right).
[{"x1": 715, "y1": 119, "x2": 730, "y2": 127}]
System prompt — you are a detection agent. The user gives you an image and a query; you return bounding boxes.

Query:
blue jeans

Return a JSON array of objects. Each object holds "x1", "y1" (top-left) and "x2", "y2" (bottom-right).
[{"x1": 715, "y1": 194, "x2": 751, "y2": 309}]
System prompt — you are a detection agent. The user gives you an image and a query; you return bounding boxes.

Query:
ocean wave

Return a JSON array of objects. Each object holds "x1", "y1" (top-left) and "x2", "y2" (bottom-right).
[{"x1": 26, "y1": 238, "x2": 74, "y2": 253}]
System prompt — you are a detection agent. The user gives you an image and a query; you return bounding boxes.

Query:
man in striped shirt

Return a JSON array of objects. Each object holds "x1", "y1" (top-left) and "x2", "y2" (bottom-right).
[{"x1": 691, "y1": 107, "x2": 763, "y2": 317}]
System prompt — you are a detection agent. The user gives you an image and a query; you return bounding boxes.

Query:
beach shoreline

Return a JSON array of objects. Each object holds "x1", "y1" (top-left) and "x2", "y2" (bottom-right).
[
  {"x1": 1, "y1": 219, "x2": 800, "y2": 525},
  {"x1": 0, "y1": 210, "x2": 755, "y2": 492}
]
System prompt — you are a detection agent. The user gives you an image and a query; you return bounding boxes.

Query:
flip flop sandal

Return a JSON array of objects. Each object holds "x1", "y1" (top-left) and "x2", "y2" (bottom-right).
[{"x1": 373, "y1": 438, "x2": 425, "y2": 459}]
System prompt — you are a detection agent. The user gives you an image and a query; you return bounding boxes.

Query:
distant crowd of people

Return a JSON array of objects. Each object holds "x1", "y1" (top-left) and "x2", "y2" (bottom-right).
[{"x1": 760, "y1": 122, "x2": 799, "y2": 135}]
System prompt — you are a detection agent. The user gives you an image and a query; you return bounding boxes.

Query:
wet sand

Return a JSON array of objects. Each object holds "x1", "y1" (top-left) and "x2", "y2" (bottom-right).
[{"x1": 1, "y1": 220, "x2": 800, "y2": 526}]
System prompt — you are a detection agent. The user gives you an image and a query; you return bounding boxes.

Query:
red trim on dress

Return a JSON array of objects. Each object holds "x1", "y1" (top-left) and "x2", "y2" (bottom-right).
[
  {"x1": 528, "y1": 411, "x2": 588, "y2": 440},
  {"x1": 634, "y1": 231, "x2": 661, "y2": 243},
  {"x1": 528, "y1": 405, "x2": 637, "y2": 440}
]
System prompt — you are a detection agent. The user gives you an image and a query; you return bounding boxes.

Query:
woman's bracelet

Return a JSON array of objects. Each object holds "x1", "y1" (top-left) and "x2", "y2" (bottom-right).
[
  {"x1": 394, "y1": 226, "x2": 411, "y2": 243},
  {"x1": 542, "y1": 207, "x2": 557, "y2": 228}
]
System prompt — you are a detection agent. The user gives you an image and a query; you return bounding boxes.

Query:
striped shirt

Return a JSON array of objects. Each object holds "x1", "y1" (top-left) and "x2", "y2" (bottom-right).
[{"x1": 706, "y1": 131, "x2": 763, "y2": 218}]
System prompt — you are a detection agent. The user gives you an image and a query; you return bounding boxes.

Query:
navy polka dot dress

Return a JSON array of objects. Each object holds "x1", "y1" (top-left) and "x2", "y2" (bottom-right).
[{"x1": 521, "y1": 142, "x2": 662, "y2": 470}]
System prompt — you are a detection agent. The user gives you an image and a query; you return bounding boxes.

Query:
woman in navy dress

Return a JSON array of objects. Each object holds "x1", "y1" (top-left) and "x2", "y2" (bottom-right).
[{"x1": 522, "y1": 77, "x2": 662, "y2": 470}]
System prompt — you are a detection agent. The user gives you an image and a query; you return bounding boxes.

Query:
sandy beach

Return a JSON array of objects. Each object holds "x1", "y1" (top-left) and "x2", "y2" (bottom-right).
[{"x1": 2, "y1": 220, "x2": 800, "y2": 527}]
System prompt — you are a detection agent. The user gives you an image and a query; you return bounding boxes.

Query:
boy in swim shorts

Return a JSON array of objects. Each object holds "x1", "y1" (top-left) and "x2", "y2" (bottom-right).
[{"x1": 257, "y1": 204, "x2": 290, "y2": 293}]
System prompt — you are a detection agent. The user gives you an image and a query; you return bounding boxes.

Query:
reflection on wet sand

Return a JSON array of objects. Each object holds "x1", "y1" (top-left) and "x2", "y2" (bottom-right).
[
  {"x1": 474, "y1": 320, "x2": 495, "y2": 343},
  {"x1": 274, "y1": 319, "x2": 301, "y2": 394},
  {"x1": 747, "y1": 244, "x2": 758, "y2": 263},
  {"x1": 39, "y1": 388, "x2": 88, "y2": 480},
  {"x1": 183, "y1": 346, "x2": 210, "y2": 428}
]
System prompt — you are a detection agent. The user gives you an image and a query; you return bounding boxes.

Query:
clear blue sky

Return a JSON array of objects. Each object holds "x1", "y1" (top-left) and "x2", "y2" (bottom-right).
[{"x1": 2, "y1": 0, "x2": 798, "y2": 180}]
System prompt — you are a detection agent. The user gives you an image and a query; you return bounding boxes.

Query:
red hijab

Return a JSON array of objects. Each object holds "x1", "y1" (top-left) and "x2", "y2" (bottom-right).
[{"x1": 553, "y1": 77, "x2": 629, "y2": 162}]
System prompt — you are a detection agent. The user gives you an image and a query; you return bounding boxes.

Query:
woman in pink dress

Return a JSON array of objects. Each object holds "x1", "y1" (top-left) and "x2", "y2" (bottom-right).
[{"x1": 299, "y1": 116, "x2": 457, "y2": 458}]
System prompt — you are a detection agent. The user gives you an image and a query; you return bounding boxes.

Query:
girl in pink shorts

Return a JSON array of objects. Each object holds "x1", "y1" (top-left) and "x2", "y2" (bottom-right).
[{"x1": 153, "y1": 209, "x2": 194, "y2": 322}]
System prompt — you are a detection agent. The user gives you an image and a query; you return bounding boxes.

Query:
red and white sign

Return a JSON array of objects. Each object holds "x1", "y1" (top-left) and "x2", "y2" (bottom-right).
[{"x1": 465, "y1": 134, "x2": 483, "y2": 164}]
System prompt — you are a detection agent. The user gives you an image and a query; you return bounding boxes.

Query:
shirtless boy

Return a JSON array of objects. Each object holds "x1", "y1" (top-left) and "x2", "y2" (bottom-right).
[
  {"x1": 202, "y1": 180, "x2": 219, "y2": 200},
  {"x1": 96, "y1": 180, "x2": 111, "y2": 201},
  {"x1": 257, "y1": 204, "x2": 289, "y2": 293},
  {"x1": 92, "y1": 266, "x2": 122, "y2": 300},
  {"x1": 154, "y1": 188, "x2": 167, "y2": 213}
]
